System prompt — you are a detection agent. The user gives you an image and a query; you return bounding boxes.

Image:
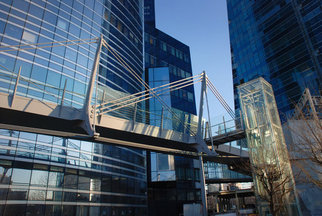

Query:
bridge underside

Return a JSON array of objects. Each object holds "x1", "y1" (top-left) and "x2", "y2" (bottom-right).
[
  {"x1": 0, "y1": 107, "x2": 200, "y2": 156},
  {"x1": 206, "y1": 178, "x2": 252, "y2": 184}
]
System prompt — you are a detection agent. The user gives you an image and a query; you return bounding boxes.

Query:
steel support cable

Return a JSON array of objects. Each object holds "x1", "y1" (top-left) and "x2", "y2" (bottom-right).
[
  {"x1": 99, "y1": 79, "x2": 202, "y2": 115},
  {"x1": 97, "y1": 73, "x2": 202, "y2": 108},
  {"x1": 98, "y1": 79, "x2": 200, "y2": 114},
  {"x1": 206, "y1": 78, "x2": 234, "y2": 115},
  {"x1": 99, "y1": 79, "x2": 201, "y2": 114},
  {"x1": 206, "y1": 78, "x2": 235, "y2": 119},
  {"x1": 205, "y1": 77, "x2": 233, "y2": 111},
  {"x1": 102, "y1": 39, "x2": 180, "y2": 110},
  {"x1": 98, "y1": 75, "x2": 200, "y2": 109},
  {"x1": 0, "y1": 41, "x2": 97, "y2": 53},
  {"x1": 206, "y1": 79, "x2": 235, "y2": 117},
  {"x1": 98, "y1": 76, "x2": 201, "y2": 111},
  {"x1": 207, "y1": 83, "x2": 235, "y2": 119},
  {"x1": 102, "y1": 40, "x2": 197, "y2": 135},
  {"x1": 98, "y1": 80, "x2": 202, "y2": 119},
  {"x1": 206, "y1": 83, "x2": 234, "y2": 117}
]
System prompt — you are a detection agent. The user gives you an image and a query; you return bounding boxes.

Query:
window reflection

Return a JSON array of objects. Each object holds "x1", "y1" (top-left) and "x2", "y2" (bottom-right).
[
  {"x1": 0, "y1": 162, "x2": 12, "y2": 184},
  {"x1": 30, "y1": 170, "x2": 48, "y2": 186},
  {"x1": 64, "y1": 170, "x2": 78, "y2": 189},
  {"x1": 7, "y1": 189, "x2": 28, "y2": 200},
  {"x1": 28, "y1": 189, "x2": 46, "y2": 200},
  {"x1": 11, "y1": 168, "x2": 31, "y2": 185}
]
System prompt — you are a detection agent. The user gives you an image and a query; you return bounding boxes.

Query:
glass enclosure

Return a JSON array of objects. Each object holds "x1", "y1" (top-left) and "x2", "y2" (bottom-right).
[{"x1": 238, "y1": 77, "x2": 301, "y2": 216}]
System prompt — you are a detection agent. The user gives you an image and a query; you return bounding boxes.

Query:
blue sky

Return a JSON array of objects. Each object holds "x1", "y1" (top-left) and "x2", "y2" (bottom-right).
[{"x1": 154, "y1": 0, "x2": 234, "y2": 118}]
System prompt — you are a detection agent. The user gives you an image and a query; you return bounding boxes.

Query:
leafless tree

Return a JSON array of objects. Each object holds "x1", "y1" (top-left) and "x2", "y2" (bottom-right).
[
  {"x1": 284, "y1": 108, "x2": 322, "y2": 189},
  {"x1": 251, "y1": 162, "x2": 295, "y2": 216},
  {"x1": 235, "y1": 144, "x2": 297, "y2": 216}
]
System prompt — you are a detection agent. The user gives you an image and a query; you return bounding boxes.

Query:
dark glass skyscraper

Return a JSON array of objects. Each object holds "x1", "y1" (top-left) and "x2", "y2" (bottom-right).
[
  {"x1": 144, "y1": 1, "x2": 201, "y2": 215},
  {"x1": 227, "y1": 0, "x2": 321, "y2": 119},
  {"x1": 227, "y1": 0, "x2": 321, "y2": 215},
  {"x1": 0, "y1": 0, "x2": 147, "y2": 215}
]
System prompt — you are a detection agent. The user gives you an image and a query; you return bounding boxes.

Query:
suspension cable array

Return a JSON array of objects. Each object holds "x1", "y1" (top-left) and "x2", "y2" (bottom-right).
[
  {"x1": 101, "y1": 38, "x2": 199, "y2": 135},
  {"x1": 97, "y1": 74, "x2": 202, "y2": 115},
  {"x1": 205, "y1": 76, "x2": 235, "y2": 120}
]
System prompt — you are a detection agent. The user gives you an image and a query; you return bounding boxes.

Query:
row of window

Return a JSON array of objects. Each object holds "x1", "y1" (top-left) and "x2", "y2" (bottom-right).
[
  {"x1": 0, "y1": 130, "x2": 146, "y2": 178},
  {"x1": 169, "y1": 64, "x2": 192, "y2": 79},
  {"x1": 117, "y1": 0, "x2": 142, "y2": 25},
  {"x1": 104, "y1": 8, "x2": 141, "y2": 50},
  {"x1": 145, "y1": 33, "x2": 190, "y2": 63},
  {"x1": 0, "y1": 204, "x2": 146, "y2": 216},
  {"x1": 0, "y1": 0, "x2": 144, "y2": 102},
  {"x1": 144, "y1": 54, "x2": 192, "y2": 80},
  {"x1": 171, "y1": 88, "x2": 194, "y2": 102},
  {"x1": 149, "y1": 188, "x2": 201, "y2": 202},
  {"x1": 0, "y1": 161, "x2": 146, "y2": 195},
  {"x1": 205, "y1": 162, "x2": 251, "y2": 180}
]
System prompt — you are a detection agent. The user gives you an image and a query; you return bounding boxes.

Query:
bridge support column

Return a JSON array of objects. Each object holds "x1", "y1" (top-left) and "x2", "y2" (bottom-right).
[
  {"x1": 10, "y1": 66, "x2": 21, "y2": 107},
  {"x1": 82, "y1": 35, "x2": 103, "y2": 137},
  {"x1": 215, "y1": 195, "x2": 219, "y2": 213},
  {"x1": 235, "y1": 191, "x2": 239, "y2": 215},
  {"x1": 197, "y1": 71, "x2": 206, "y2": 138},
  {"x1": 199, "y1": 154, "x2": 208, "y2": 216}
]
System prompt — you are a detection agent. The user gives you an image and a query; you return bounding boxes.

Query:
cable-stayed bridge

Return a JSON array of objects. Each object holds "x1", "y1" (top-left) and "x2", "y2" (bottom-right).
[{"x1": 0, "y1": 36, "x2": 248, "y2": 162}]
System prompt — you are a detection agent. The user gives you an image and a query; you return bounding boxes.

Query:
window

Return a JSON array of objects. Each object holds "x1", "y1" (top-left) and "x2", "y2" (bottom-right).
[
  {"x1": 157, "y1": 154, "x2": 174, "y2": 171},
  {"x1": 117, "y1": 21, "x2": 122, "y2": 31},
  {"x1": 149, "y1": 36, "x2": 155, "y2": 46},
  {"x1": 11, "y1": 168, "x2": 31, "y2": 185},
  {"x1": 104, "y1": 10, "x2": 109, "y2": 21},
  {"x1": 187, "y1": 92, "x2": 194, "y2": 102},
  {"x1": 57, "y1": 19, "x2": 67, "y2": 30},
  {"x1": 31, "y1": 169, "x2": 48, "y2": 186},
  {"x1": 5, "y1": 23, "x2": 23, "y2": 39},
  {"x1": 170, "y1": 46, "x2": 175, "y2": 55},
  {"x1": 22, "y1": 31, "x2": 37, "y2": 43},
  {"x1": 160, "y1": 41, "x2": 167, "y2": 51}
]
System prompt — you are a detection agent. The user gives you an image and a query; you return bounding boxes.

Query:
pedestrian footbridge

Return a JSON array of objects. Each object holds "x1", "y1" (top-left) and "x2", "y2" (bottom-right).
[{"x1": 0, "y1": 37, "x2": 248, "y2": 162}]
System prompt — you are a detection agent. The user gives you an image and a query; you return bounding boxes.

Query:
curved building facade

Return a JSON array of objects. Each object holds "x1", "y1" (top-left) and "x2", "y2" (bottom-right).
[{"x1": 0, "y1": 0, "x2": 146, "y2": 215}]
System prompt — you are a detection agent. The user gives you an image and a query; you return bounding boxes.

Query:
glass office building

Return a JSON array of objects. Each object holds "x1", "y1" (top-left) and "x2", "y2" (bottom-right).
[
  {"x1": 227, "y1": 0, "x2": 321, "y2": 119},
  {"x1": 0, "y1": 0, "x2": 147, "y2": 215},
  {"x1": 144, "y1": 1, "x2": 201, "y2": 215},
  {"x1": 227, "y1": 1, "x2": 321, "y2": 215}
]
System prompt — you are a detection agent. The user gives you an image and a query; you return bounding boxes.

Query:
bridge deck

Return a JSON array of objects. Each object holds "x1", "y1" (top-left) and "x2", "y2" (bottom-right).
[
  {"x1": 205, "y1": 129, "x2": 246, "y2": 146},
  {"x1": 0, "y1": 92, "x2": 248, "y2": 162}
]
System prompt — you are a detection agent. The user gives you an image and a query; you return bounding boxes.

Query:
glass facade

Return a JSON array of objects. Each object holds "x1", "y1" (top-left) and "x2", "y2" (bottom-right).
[
  {"x1": 0, "y1": 0, "x2": 147, "y2": 215},
  {"x1": 227, "y1": 0, "x2": 321, "y2": 119},
  {"x1": 0, "y1": 129, "x2": 146, "y2": 216},
  {"x1": 204, "y1": 162, "x2": 251, "y2": 181},
  {"x1": 143, "y1": 1, "x2": 201, "y2": 215},
  {"x1": 238, "y1": 78, "x2": 301, "y2": 215}
]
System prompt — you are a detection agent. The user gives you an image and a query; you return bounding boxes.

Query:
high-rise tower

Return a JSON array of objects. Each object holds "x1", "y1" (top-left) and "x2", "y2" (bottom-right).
[
  {"x1": 227, "y1": 1, "x2": 322, "y2": 215},
  {"x1": 227, "y1": 0, "x2": 321, "y2": 119},
  {"x1": 0, "y1": 0, "x2": 147, "y2": 215},
  {"x1": 143, "y1": 0, "x2": 201, "y2": 215}
]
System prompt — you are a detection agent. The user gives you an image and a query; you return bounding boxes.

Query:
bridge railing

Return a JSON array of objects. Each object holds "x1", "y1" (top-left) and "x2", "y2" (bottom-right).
[
  {"x1": 208, "y1": 117, "x2": 243, "y2": 137},
  {"x1": 204, "y1": 114, "x2": 248, "y2": 150},
  {"x1": 0, "y1": 68, "x2": 86, "y2": 108},
  {"x1": 0, "y1": 67, "x2": 199, "y2": 137},
  {"x1": 95, "y1": 84, "x2": 199, "y2": 136}
]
